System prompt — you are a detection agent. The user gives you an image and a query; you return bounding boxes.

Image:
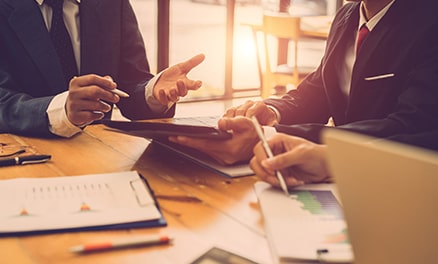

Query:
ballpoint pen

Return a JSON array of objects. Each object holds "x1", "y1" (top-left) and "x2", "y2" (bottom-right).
[
  {"x1": 110, "y1": 88, "x2": 130, "y2": 98},
  {"x1": 0, "y1": 154, "x2": 51, "y2": 167},
  {"x1": 251, "y1": 116, "x2": 289, "y2": 195},
  {"x1": 69, "y1": 235, "x2": 173, "y2": 254}
]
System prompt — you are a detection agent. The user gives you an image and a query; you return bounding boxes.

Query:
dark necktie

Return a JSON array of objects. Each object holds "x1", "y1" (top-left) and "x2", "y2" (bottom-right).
[
  {"x1": 45, "y1": 0, "x2": 78, "y2": 84},
  {"x1": 356, "y1": 24, "x2": 370, "y2": 55}
]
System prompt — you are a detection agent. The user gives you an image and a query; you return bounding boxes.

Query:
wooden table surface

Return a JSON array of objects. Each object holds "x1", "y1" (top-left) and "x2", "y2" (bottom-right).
[{"x1": 0, "y1": 124, "x2": 273, "y2": 264}]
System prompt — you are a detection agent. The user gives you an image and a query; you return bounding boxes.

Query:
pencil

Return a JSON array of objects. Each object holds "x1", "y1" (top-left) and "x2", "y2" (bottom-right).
[{"x1": 251, "y1": 116, "x2": 289, "y2": 195}]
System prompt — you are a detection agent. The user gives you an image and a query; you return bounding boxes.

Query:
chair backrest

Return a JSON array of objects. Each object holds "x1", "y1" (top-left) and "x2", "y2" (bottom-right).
[
  {"x1": 261, "y1": 12, "x2": 302, "y2": 96},
  {"x1": 262, "y1": 12, "x2": 301, "y2": 41}
]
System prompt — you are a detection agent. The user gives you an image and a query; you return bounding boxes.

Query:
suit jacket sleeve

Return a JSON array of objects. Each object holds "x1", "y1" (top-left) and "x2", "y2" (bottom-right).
[
  {"x1": 102, "y1": 0, "x2": 176, "y2": 120},
  {"x1": 0, "y1": 0, "x2": 175, "y2": 137},
  {"x1": 0, "y1": 1, "x2": 56, "y2": 137},
  {"x1": 264, "y1": 1, "x2": 438, "y2": 151}
]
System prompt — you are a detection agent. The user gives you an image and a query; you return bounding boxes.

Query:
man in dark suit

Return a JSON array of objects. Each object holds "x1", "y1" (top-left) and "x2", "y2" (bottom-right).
[
  {"x1": 170, "y1": 0, "x2": 438, "y2": 165},
  {"x1": 0, "y1": 0, "x2": 204, "y2": 137}
]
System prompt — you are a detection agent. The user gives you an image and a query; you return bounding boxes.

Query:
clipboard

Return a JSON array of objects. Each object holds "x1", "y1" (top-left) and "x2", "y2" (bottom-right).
[{"x1": 0, "y1": 171, "x2": 166, "y2": 236}]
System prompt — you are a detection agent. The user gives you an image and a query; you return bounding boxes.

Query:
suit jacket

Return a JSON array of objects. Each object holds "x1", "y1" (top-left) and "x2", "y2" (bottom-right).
[
  {"x1": 265, "y1": 0, "x2": 438, "y2": 151},
  {"x1": 0, "y1": 0, "x2": 175, "y2": 137}
]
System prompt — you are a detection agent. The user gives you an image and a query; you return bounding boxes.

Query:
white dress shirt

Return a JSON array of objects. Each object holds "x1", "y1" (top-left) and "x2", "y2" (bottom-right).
[
  {"x1": 36, "y1": 0, "x2": 168, "y2": 137},
  {"x1": 339, "y1": 0, "x2": 395, "y2": 97},
  {"x1": 271, "y1": 0, "x2": 395, "y2": 127}
]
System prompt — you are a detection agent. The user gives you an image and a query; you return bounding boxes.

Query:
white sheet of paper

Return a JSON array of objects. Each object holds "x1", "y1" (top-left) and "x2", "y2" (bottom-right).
[
  {"x1": 0, "y1": 171, "x2": 161, "y2": 233},
  {"x1": 254, "y1": 182, "x2": 353, "y2": 263}
]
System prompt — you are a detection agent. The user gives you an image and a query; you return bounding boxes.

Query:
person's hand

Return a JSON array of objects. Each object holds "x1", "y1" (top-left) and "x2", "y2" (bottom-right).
[
  {"x1": 153, "y1": 53, "x2": 205, "y2": 105},
  {"x1": 66, "y1": 74, "x2": 120, "y2": 126},
  {"x1": 250, "y1": 133, "x2": 331, "y2": 188},
  {"x1": 223, "y1": 100, "x2": 278, "y2": 126},
  {"x1": 169, "y1": 116, "x2": 259, "y2": 165}
]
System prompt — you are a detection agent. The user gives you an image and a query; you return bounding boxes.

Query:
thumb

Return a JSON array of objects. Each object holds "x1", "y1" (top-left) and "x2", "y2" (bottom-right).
[{"x1": 218, "y1": 117, "x2": 253, "y2": 132}]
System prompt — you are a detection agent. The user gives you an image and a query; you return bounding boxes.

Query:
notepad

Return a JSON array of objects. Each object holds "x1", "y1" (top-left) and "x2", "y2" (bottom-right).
[{"x1": 0, "y1": 171, "x2": 166, "y2": 236}]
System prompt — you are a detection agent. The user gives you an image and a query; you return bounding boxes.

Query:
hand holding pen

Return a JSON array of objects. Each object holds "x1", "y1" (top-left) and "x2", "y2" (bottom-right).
[
  {"x1": 251, "y1": 116, "x2": 289, "y2": 195},
  {"x1": 251, "y1": 131, "x2": 330, "y2": 188}
]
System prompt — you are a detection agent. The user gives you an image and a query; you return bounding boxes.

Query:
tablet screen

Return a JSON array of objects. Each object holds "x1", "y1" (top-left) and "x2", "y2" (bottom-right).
[{"x1": 101, "y1": 119, "x2": 231, "y2": 140}]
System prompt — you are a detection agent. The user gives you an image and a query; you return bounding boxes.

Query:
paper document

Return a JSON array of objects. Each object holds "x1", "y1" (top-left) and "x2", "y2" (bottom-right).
[
  {"x1": 0, "y1": 171, "x2": 164, "y2": 235},
  {"x1": 254, "y1": 182, "x2": 353, "y2": 263}
]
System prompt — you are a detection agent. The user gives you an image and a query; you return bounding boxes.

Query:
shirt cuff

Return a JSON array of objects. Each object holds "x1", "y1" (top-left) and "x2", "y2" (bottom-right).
[
  {"x1": 145, "y1": 72, "x2": 175, "y2": 113},
  {"x1": 47, "y1": 91, "x2": 82, "y2": 138},
  {"x1": 266, "y1": 105, "x2": 281, "y2": 123}
]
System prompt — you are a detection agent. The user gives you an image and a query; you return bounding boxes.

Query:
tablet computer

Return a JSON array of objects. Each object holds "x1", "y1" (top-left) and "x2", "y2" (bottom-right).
[{"x1": 101, "y1": 118, "x2": 232, "y2": 140}]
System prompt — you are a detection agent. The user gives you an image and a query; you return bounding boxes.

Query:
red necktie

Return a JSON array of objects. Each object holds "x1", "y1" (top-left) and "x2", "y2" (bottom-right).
[{"x1": 356, "y1": 24, "x2": 370, "y2": 55}]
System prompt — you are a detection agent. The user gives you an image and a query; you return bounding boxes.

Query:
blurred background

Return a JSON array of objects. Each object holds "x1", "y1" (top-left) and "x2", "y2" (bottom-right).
[{"x1": 130, "y1": 0, "x2": 342, "y2": 101}]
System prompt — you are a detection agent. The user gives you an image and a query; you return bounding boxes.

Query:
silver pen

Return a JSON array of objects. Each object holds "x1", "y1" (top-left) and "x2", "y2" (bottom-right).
[{"x1": 251, "y1": 116, "x2": 289, "y2": 195}]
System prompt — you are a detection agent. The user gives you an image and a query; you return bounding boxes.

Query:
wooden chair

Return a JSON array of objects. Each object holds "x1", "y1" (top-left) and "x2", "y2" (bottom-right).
[{"x1": 259, "y1": 12, "x2": 315, "y2": 98}]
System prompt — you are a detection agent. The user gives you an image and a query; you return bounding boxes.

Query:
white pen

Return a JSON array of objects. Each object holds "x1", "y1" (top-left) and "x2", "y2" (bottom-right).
[
  {"x1": 69, "y1": 235, "x2": 173, "y2": 254},
  {"x1": 110, "y1": 88, "x2": 130, "y2": 98},
  {"x1": 364, "y1": 73, "x2": 395, "y2": 81},
  {"x1": 251, "y1": 116, "x2": 289, "y2": 195}
]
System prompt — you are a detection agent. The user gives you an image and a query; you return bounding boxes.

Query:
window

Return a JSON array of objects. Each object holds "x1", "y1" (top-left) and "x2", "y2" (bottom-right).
[{"x1": 131, "y1": 0, "x2": 339, "y2": 101}]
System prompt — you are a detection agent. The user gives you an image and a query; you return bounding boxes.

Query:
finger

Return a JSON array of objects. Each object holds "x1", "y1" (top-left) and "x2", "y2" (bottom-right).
[
  {"x1": 223, "y1": 107, "x2": 237, "y2": 117},
  {"x1": 70, "y1": 85, "x2": 119, "y2": 104},
  {"x1": 67, "y1": 100, "x2": 109, "y2": 126},
  {"x1": 168, "y1": 89, "x2": 180, "y2": 102},
  {"x1": 69, "y1": 99, "x2": 112, "y2": 115},
  {"x1": 68, "y1": 111, "x2": 105, "y2": 126},
  {"x1": 264, "y1": 144, "x2": 304, "y2": 170},
  {"x1": 72, "y1": 74, "x2": 117, "y2": 90},
  {"x1": 177, "y1": 53, "x2": 205, "y2": 73},
  {"x1": 253, "y1": 141, "x2": 269, "y2": 162},
  {"x1": 217, "y1": 117, "x2": 254, "y2": 132},
  {"x1": 234, "y1": 100, "x2": 255, "y2": 116},
  {"x1": 157, "y1": 89, "x2": 169, "y2": 105},
  {"x1": 284, "y1": 176, "x2": 305, "y2": 187},
  {"x1": 176, "y1": 80, "x2": 189, "y2": 97},
  {"x1": 246, "y1": 101, "x2": 275, "y2": 125},
  {"x1": 250, "y1": 153, "x2": 275, "y2": 177},
  {"x1": 250, "y1": 157, "x2": 269, "y2": 177},
  {"x1": 69, "y1": 75, "x2": 119, "y2": 103},
  {"x1": 245, "y1": 101, "x2": 265, "y2": 117},
  {"x1": 178, "y1": 79, "x2": 202, "y2": 92}
]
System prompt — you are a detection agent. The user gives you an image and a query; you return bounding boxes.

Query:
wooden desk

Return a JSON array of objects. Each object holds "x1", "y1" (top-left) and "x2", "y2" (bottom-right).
[{"x1": 0, "y1": 125, "x2": 272, "y2": 264}]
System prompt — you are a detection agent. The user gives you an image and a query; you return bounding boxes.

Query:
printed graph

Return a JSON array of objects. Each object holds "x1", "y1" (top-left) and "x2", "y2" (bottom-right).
[
  {"x1": 290, "y1": 190, "x2": 344, "y2": 220},
  {"x1": 288, "y1": 190, "x2": 349, "y2": 244}
]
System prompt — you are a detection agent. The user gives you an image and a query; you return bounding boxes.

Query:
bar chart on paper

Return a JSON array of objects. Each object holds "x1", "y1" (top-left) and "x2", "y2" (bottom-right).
[
  {"x1": 288, "y1": 190, "x2": 349, "y2": 244},
  {"x1": 291, "y1": 190, "x2": 344, "y2": 219},
  {"x1": 254, "y1": 182, "x2": 353, "y2": 262}
]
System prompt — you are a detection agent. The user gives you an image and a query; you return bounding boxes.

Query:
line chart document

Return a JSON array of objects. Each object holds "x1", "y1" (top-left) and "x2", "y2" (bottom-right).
[{"x1": 0, "y1": 171, "x2": 163, "y2": 234}]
